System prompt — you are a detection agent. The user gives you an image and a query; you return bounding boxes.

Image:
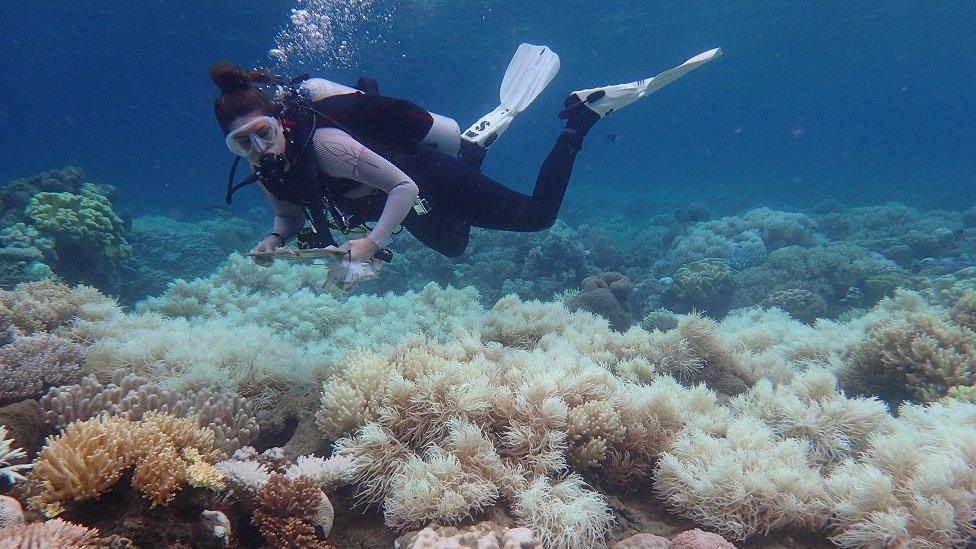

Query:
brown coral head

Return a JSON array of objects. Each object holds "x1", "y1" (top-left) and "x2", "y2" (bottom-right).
[{"x1": 253, "y1": 474, "x2": 330, "y2": 548}]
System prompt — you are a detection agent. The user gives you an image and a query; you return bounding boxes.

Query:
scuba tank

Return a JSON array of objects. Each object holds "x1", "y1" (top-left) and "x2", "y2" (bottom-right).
[{"x1": 297, "y1": 78, "x2": 461, "y2": 157}]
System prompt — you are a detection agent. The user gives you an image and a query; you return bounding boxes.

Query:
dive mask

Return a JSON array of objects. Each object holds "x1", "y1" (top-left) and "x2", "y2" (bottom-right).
[{"x1": 225, "y1": 116, "x2": 283, "y2": 158}]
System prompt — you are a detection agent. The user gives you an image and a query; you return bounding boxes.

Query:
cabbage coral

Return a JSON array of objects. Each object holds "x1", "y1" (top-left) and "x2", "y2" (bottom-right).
[{"x1": 25, "y1": 183, "x2": 131, "y2": 265}]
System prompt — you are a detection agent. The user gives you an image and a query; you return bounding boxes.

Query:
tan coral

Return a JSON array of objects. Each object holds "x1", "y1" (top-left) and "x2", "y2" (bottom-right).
[
  {"x1": 846, "y1": 290, "x2": 976, "y2": 404},
  {"x1": 28, "y1": 411, "x2": 221, "y2": 514},
  {"x1": 132, "y1": 445, "x2": 188, "y2": 508},
  {"x1": 566, "y1": 400, "x2": 625, "y2": 469},
  {"x1": 316, "y1": 348, "x2": 397, "y2": 439}
]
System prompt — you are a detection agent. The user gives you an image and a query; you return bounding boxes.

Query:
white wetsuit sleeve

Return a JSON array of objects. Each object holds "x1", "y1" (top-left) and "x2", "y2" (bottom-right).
[
  {"x1": 259, "y1": 183, "x2": 306, "y2": 243},
  {"x1": 312, "y1": 127, "x2": 419, "y2": 248}
]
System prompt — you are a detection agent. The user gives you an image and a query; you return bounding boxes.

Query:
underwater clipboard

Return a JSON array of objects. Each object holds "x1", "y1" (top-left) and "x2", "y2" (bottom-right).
[{"x1": 248, "y1": 246, "x2": 348, "y2": 263}]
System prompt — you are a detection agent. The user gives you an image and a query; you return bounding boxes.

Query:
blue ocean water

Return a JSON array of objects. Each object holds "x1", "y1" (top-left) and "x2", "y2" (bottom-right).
[{"x1": 4, "y1": 1, "x2": 974, "y2": 218}]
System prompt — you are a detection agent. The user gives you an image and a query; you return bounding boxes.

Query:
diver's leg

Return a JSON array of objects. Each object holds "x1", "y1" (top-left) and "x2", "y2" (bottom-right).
[{"x1": 407, "y1": 111, "x2": 596, "y2": 233}]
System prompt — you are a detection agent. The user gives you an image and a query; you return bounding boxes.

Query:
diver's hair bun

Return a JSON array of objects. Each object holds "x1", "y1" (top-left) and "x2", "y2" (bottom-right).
[{"x1": 210, "y1": 62, "x2": 277, "y2": 94}]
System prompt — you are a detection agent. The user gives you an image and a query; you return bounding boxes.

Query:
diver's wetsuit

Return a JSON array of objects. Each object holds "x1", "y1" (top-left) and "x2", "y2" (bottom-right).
[{"x1": 262, "y1": 125, "x2": 585, "y2": 257}]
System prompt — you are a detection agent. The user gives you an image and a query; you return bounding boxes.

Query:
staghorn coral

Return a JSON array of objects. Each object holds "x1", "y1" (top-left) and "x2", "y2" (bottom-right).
[
  {"x1": 844, "y1": 289, "x2": 976, "y2": 405},
  {"x1": 41, "y1": 370, "x2": 262, "y2": 453},
  {"x1": 0, "y1": 518, "x2": 102, "y2": 547},
  {"x1": 0, "y1": 424, "x2": 30, "y2": 485},
  {"x1": 252, "y1": 473, "x2": 330, "y2": 548},
  {"x1": 0, "y1": 333, "x2": 84, "y2": 405},
  {"x1": 28, "y1": 411, "x2": 222, "y2": 515}
]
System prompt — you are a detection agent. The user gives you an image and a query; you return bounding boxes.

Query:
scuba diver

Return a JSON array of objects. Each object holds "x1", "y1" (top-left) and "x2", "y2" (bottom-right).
[{"x1": 213, "y1": 44, "x2": 722, "y2": 287}]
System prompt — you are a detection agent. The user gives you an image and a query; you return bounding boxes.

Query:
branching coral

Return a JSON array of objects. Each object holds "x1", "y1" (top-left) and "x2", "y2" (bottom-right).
[
  {"x1": 41, "y1": 370, "x2": 262, "y2": 453},
  {"x1": 0, "y1": 424, "x2": 30, "y2": 484},
  {"x1": 844, "y1": 290, "x2": 976, "y2": 405},
  {"x1": 252, "y1": 473, "x2": 330, "y2": 548},
  {"x1": 28, "y1": 411, "x2": 222, "y2": 515},
  {"x1": 824, "y1": 399, "x2": 976, "y2": 547},
  {"x1": 0, "y1": 518, "x2": 102, "y2": 547},
  {"x1": 0, "y1": 333, "x2": 84, "y2": 405}
]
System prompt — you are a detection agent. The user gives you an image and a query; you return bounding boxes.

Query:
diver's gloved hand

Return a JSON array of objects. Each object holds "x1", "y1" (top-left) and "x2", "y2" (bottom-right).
[
  {"x1": 337, "y1": 237, "x2": 379, "y2": 262},
  {"x1": 250, "y1": 235, "x2": 281, "y2": 266}
]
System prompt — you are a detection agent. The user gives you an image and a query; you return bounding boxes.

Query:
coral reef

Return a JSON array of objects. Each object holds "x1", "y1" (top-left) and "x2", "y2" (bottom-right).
[
  {"x1": 28, "y1": 411, "x2": 222, "y2": 515},
  {"x1": 0, "y1": 333, "x2": 84, "y2": 405},
  {"x1": 252, "y1": 473, "x2": 331, "y2": 548},
  {"x1": 567, "y1": 272, "x2": 634, "y2": 331},
  {"x1": 662, "y1": 259, "x2": 734, "y2": 317},
  {"x1": 0, "y1": 425, "x2": 30, "y2": 485},
  {"x1": 2, "y1": 184, "x2": 976, "y2": 547},
  {"x1": 40, "y1": 370, "x2": 264, "y2": 453}
]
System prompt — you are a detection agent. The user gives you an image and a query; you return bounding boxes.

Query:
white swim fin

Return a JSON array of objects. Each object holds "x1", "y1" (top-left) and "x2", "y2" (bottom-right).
[
  {"x1": 562, "y1": 47, "x2": 723, "y2": 119},
  {"x1": 463, "y1": 43, "x2": 561, "y2": 148}
]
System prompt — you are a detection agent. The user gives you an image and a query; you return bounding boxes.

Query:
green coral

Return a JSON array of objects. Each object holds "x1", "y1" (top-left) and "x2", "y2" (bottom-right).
[
  {"x1": 663, "y1": 258, "x2": 735, "y2": 317},
  {"x1": 26, "y1": 183, "x2": 131, "y2": 264},
  {"x1": 761, "y1": 288, "x2": 828, "y2": 324}
]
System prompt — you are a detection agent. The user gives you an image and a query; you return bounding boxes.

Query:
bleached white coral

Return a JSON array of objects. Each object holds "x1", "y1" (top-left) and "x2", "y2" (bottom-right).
[
  {"x1": 825, "y1": 399, "x2": 976, "y2": 547},
  {"x1": 215, "y1": 459, "x2": 271, "y2": 494},
  {"x1": 0, "y1": 425, "x2": 30, "y2": 484},
  {"x1": 284, "y1": 454, "x2": 360, "y2": 491},
  {"x1": 511, "y1": 474, "x2": 613, "y2": 549},
  {"x1": 384, "y1": 447, "x2": 499, "y2": 529},
  {"x1": 316, "y1": 348, "x2": 397, "y2": 438},
  {"x1": 653, "y1": 415, "x2": 829, "y2": 541},
  {"x1": 730, "y1": 369, "x2": 892, "y2": 466}
]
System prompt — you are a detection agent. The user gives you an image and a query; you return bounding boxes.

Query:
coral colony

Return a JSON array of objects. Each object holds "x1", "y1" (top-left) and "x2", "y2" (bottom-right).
[{"x1": 1, "y1": 167, "x2": 975, "y2": 548}]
